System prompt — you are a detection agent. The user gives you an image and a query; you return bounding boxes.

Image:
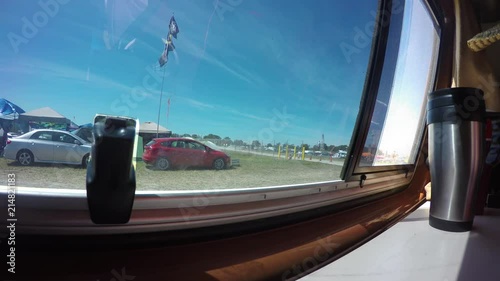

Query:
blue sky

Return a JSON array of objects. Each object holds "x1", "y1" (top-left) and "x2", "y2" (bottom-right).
[{"x1": 1, "y1": 0, "x2": 377, "y2": 146}]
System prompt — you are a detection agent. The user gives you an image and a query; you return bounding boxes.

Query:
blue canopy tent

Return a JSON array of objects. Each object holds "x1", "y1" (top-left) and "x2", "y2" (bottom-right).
[
  {"x1": 79, "y1": 123, "x2": 93, "y2": 128},
  {"x1": 71, "y1": 123, "x2": 94, "y2": 143},
  {"x1": 0, "y1": 98, "x2": 25, "y2": 151},
  {"x1": 0, "y1": 98, "x2": 24, "y2": 120}
]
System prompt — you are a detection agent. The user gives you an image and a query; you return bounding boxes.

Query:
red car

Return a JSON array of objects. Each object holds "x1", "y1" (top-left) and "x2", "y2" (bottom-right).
[{"x1": 142, "y1": 138, "x2": 231, "y2": 170}]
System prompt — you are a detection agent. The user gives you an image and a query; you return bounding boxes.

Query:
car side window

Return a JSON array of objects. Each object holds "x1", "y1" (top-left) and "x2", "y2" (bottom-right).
[
  {"x1": 177, "y1": 141, "x2": 186, "y2": 149},
  {"x1": 161, "y1": 141, "x2": 171, "y2": 147},
  {"x1": 64, "y1": 135, "x2": 78, "y2": 144},
  {"x1": 31, "y1": 132, "x2": 53, "y2": 141},
  {"x1": 170, "y1": 141, "x2": 185, "y2": 148},
  {"x1": 54, "y1": 133, "x2": 77, "y2": 144},
  {"x1": 187, "y1": 142, "x2": 205, "y2": 151}
]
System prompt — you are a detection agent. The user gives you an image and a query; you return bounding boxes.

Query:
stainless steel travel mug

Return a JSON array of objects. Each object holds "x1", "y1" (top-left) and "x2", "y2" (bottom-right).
[{"x1": 427, "y1": 87, "x2": 485, "y2": 232}]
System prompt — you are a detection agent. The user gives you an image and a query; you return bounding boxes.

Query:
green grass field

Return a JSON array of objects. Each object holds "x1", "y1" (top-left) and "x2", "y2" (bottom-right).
[{"x1": 0, "y1": 151, "x2": 342, "y2": 190}]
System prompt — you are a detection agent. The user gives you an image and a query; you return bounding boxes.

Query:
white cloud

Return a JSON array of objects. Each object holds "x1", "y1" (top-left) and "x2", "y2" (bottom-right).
[
  {"x1": 180, "y1": 36, "x2": 256, "y2": 85},
  {"x1": 177, "y1": 96, "x2": 215, "y2": 109},
  {"x1": 1, "y1": 58, "x2": 123, "y2": 88}
]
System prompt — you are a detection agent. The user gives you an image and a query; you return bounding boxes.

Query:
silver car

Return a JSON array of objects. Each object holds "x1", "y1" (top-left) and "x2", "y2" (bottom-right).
[{"x1": 3, "y1": 129, "x2": 91, "y2": 167}]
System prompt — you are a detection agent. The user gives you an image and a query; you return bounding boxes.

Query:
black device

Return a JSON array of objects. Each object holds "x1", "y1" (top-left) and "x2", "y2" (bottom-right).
[{"x1": 86, "y1": 115, "x2": 137, "y2": 224}]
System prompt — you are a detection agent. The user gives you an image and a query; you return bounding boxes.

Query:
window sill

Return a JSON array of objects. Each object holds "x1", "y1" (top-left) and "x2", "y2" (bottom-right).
[{"x1": 0, "y1": 175, "x2": 411, "y2": 235}]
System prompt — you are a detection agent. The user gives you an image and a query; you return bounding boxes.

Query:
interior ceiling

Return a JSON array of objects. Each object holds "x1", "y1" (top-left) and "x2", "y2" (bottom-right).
[
  {"x1": 471, "y1": 0, "x2": 500, "y2": 81},
  {"x1": 472, "y1": 0, "x2": 500, "y2": 23}
]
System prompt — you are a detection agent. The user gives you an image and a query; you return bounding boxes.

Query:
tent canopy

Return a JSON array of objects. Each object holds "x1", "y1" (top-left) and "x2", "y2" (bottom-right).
[
  {"x1": 0, "y1": 98, "x2": 25, "y2": 121},
  {"x1": 139, "y1": 121, "x2": 170, "y2": 134},
  {"x1": 19, "y1": 107, "x2": 70, "y2": 124}
]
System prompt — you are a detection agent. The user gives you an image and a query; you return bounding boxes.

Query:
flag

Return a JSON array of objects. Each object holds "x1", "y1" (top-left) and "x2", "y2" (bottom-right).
[
  {"x1": 163, "y1": 35, "x2": 175, "y2": 52},
  {"x1": 167, "y1": 98, "x2": 171, "y2": 119},
  {"x1": 169, "y1": 16, "x2": 179, "y2": 38},
  {"x1": 158, "y1": 49, "x2": 169, "y2": 67},
  {"x1": 158, "y1": 15, "x2": 180, "y2": 67},
  {"x1": 158, "y1": 42, "x2": 173, "y2": 67}
]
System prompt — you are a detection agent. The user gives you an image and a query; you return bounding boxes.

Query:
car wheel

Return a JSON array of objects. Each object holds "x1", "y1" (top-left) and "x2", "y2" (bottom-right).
[
  {"x1": 156, "y1": 157, "x2": 170, "y2": 170},
  {"x1": 82, "y1": 154, "x2": 90, "y2": 168},
  {"x1": 213, "y1": 158, "x2": 225, "y2": 170},
  {"x1": 17, "y1": 150, "x2": 34, "y2": 166}
]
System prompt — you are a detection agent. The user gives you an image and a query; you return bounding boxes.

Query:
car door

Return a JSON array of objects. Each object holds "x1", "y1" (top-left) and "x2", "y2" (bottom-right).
[
  {"x1": 28, "y1": 131, "x2": 55, "y2": 162},
  {"x1": 184, "y1": 141, "x2": 206, "y2": 167},
  {"x1": 52, "y1": 132, "x2": 83, "y2": 164},
  {"x1": 168, "y1": 140, "x2": 186, "y2": 167}
]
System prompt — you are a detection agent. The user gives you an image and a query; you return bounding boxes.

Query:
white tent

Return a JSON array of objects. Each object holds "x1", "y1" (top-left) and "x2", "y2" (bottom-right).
[
  {"x1": 139, "y1": 121, "x2": 170, "y2": 134},
  {"x1": 19, "y1": 107, "x2": 70, "y2": 124},
  {"x1": 137, "y1": 122, "x2": 171, "y2": 160}
]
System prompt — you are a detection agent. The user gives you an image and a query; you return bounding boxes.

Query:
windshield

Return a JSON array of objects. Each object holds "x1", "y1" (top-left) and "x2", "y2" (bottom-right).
[
  {"x1": 201, "y1": 140, "x2": 222, "y2": 151},
  {"x1": 1, "y1": 0, "x2": 377, "y2": 190}
]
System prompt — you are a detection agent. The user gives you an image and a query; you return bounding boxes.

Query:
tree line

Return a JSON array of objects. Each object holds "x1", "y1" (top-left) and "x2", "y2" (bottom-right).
[{"x1": 170, "y1": 133, "x2": 348, "y2": 152}]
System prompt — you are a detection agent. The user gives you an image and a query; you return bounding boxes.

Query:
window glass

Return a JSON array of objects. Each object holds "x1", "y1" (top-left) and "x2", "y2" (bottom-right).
[
  {"x1": 187, "y1": 141, "x2": 205, "y2": 151},
  {"x1": 2, "y1": 1, "x2": 387, "y2": 190},
  {"x1": 172, "y1": 141, "x2": 186, "y2": 149},
  {"x1": 54, "y1": 132, "x2": 77, "y2": 144},
  {"x1": 360, "y1": 0, "x2": 439, "y2": 167},
  {"x1": 31, "y1": 132, "x2": 53, "y2": 141}
]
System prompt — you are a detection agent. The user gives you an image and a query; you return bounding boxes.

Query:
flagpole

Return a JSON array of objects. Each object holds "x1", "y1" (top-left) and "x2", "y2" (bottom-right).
[
  {"x1": 156, "y1": 15, "x2": 178, "y2": 138},
  {"x1": 166, "y1": 97, "x2": 170, "y2": 130},
  {"x1": 156, "y1": 66, "x2": 167, "y2": 138}
]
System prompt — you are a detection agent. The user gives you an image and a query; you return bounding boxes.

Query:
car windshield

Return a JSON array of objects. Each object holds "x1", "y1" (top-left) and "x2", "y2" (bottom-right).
[
  {"x1": 0, "y1": 0, "x2": 437, "y2": 191},
  {"x1": 201, "y1": 140, "x2": 221, "y2": 151}
]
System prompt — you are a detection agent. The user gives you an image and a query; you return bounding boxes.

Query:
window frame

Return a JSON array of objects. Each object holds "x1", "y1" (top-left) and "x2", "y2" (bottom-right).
[
  {"x1": 8, "y1": 0, "x2": 456, "y2": 279},
  {"x1": 342, "y1": 0, "x2": 442, "y2": 183},
  {"x1": 0, "y1": 0, "x2": 443, "y2": 236}
]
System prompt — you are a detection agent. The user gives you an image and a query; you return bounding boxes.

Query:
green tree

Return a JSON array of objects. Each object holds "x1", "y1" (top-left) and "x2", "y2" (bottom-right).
[
  {"x1": 251, "y1": 140, "x2": 261, "y2": 148},
  {"x1": 204, "y1": 134, "x2": 221, "y2": 140},
  {"x1": 338, "y1": 145, "x2": 348, "y2": 151},
  {"x1": 222, "y1": 137, "x2": 233, "y2": 146}
]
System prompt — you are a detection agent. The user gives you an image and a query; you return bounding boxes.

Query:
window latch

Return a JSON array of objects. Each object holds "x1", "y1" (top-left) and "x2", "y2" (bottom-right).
[
  {"x1": 360, "y1": 174, "x2": 367, "y2": 188},
  {"x1": 86, "y1": 115, "x2": 137, "y2": 224}
]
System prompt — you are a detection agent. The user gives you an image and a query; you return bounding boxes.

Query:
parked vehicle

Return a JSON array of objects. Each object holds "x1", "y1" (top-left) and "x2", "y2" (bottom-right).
[
  {"x1": 142, "y1": 137, "x2": 231, "y2": 170},
  {"x1": 3, "y1": 129, "x2": 91, "y2": 167}
]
